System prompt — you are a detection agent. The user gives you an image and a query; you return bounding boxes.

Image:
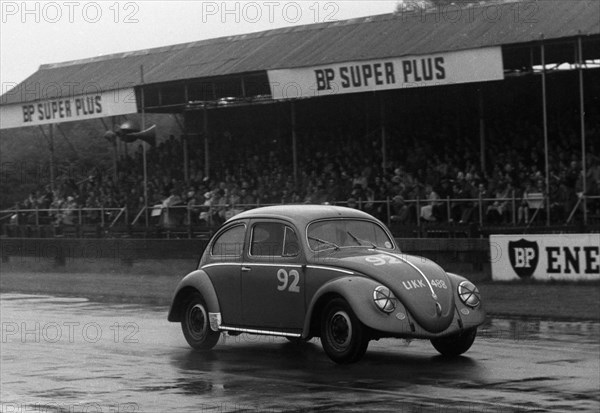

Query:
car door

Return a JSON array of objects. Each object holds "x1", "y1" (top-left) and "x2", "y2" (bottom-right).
[
  {"x1": 203, "y1": 222, "x2": 245, "y2": 326},
  {"x1": 241, "y1": 220, "x2": 305, "y2": 331}
]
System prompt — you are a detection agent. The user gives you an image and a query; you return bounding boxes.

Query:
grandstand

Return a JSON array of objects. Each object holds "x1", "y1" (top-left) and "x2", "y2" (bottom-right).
[{"x1": 1, "y1": 0, "x2": 599, "y2": 239}]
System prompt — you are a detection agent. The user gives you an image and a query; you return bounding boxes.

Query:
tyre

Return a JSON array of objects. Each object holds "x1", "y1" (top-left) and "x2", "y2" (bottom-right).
[
  {"x1": 320, "y1": 298, "x2": 369, "y2": 364},
  {"x1": 430, "y1": 328, "x2": 477, "y2": 357},
  {"x1": 181, "y1": 292, "x2": 220, "y2": 351}
]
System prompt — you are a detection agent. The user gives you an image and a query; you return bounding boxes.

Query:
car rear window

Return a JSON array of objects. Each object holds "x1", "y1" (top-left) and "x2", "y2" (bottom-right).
[{"x1": 211, "y1": 224, "x2": 245, "y2": 256}]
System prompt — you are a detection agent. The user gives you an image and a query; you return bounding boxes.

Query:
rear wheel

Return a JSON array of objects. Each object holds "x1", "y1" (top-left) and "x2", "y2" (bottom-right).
[
  {"x1": 181, "y1": 292, "x2": 220, "y2": 351},
  {"x1": 320, "y1": 298, "x2": 369, "y2": 364},
  {"x1": 430, "y1": 328, "x2": 477, "y2": 357}
]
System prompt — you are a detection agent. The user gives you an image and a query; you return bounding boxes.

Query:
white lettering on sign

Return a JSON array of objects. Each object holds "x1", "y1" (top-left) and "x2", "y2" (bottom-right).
[{"x1": 514, "y1": 247, "x2": 536, "y2": 268}]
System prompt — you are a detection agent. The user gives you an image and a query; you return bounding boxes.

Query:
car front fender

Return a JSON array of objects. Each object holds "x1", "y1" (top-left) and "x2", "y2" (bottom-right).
[
  {"x1": 167, "y1": 270, "x2": 220, "y2": 322},
  {"x1": 446, "y1": 272, "x2": 486, "y2": 330},
  {"x1": 303, "y1": 275, "x2": 413, "y2": 338}
]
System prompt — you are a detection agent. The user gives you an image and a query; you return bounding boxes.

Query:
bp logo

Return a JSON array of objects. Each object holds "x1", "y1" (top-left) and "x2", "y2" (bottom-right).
[{"x1": 508, "y1": 239, "x2": 539, "y2": 278}]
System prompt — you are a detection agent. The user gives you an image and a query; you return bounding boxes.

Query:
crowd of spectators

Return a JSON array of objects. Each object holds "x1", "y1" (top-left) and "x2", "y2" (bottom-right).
[{"x1": 11, "y1": 109, "x2": 600, "y2": 230}]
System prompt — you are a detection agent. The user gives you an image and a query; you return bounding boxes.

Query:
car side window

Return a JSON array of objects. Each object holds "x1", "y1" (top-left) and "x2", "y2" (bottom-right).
[
  {"x1": 211, "y1": 224, "x2": 245, "y2": 257},
  {"x1": 283, "y1": 226, "x2": 300, "y2": 256},
  {"x1": 251, "y1": 222, "x2": 299, "y2": 257}
]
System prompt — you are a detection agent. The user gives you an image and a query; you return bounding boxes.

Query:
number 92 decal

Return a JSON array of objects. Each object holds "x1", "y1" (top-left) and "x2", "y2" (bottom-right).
[{"x1": 277, "y1": 269, "x2": 300, "y2": 293}]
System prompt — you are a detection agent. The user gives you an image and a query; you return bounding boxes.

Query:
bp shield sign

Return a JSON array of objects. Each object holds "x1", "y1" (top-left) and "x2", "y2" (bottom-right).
[
  {"x1": 508, "y1": 239, "x2": 539, "y2": 278},
  {"x1": 491, "y1": 234, "x2": 600, "y2": 281}
]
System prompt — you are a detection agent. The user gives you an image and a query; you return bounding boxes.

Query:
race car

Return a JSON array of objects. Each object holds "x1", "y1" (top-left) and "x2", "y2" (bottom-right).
[{"x1": 168, "y1": 205, "x2": 485, "y2": 363}]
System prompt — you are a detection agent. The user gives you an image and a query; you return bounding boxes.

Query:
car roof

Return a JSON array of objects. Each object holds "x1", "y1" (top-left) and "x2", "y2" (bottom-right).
[{"x1": 227, "y1": 205, "x2": 378, "y2": 228}]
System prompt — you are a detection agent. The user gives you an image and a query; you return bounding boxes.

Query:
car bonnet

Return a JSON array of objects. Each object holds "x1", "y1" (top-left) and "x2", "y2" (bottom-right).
[{"x1": 319, "y1": 249, "x2": 455, "y2": 333}]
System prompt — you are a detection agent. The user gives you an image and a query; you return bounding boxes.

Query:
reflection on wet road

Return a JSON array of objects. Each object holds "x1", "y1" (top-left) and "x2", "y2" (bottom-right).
[{"x1": 1, "y1": 293, "x2": 599, "y2": 412}]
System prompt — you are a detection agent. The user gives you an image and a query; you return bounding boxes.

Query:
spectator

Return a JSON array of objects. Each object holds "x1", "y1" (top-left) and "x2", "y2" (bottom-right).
[{"x1": 420, "y1": 185, "x2": 440, "y2": 222}]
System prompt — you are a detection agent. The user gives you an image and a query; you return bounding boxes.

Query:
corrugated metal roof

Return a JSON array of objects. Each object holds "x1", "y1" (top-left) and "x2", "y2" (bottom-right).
[{"x1": 2, "y1": 0, "x2": 598, "y2": 105}]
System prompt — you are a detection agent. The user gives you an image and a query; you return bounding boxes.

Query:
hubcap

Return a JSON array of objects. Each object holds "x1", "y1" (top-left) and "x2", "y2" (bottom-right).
[
  {"x1": 329, "y1": 311, "x2": 352, "y2": 349},
  {"x1": 188, "y1": 304, "x2": 208, "y2": 340}
]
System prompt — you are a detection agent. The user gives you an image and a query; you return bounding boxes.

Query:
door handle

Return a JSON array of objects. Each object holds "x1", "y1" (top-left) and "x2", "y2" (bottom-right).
[{"x1": 241, "y1": 266, "x2": 252, "y2": 272}]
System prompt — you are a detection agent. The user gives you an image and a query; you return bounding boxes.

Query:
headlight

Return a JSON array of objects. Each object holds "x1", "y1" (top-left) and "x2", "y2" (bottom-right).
[
  {"x1": 458, "y1": 281, "x2": 481, "y2": 308},
  {"x1": 373, "y1": 286, "x2": 396, "y2": 313}
]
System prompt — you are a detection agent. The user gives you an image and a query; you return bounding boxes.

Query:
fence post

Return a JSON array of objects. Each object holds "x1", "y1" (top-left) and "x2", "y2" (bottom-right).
[
  {"x1": 416, "y1": 196, "x2": 421, "y2": 238},
  {"x1": 511, "y1": 189, "x2": 516, "y2": 225},
  {"x1": 446, "y1": 196, "x2": 451, "y2": 223},
  {"x1": 187, "y1": 205, "x2": 192, "y2": 239},
  {"x1": 478, "y1": 192, "x2": 483, "y2": 226},
  {"x1": 386, "y1": 197, "x2": 391, "y2": 227},
  {"x1": 101, "y1": 206, "x2": 105, "y2": 227},
  {"x1": 78, "y1": 207, "x2": 82, "y2": 225},
  {"x1": 35, "y1": 207, "x2": 39, "y2": 226}
]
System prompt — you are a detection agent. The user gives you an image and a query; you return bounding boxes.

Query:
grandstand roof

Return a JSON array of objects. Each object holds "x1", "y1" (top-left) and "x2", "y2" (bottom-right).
[{"x1": 2, "y1": 0, "x2": 599, "y2": 105}]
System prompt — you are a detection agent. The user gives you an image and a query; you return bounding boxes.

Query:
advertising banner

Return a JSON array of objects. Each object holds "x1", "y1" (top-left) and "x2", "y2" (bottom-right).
[
  {"x1": 0, "y1": 88, "x2": 137, "y2": 129},
  {"x1": 490, "y1": 234, "x2": 600, "y2": 281},
  {"x1": 268, "y1": 46, "x2": 503, "y2": 99}
]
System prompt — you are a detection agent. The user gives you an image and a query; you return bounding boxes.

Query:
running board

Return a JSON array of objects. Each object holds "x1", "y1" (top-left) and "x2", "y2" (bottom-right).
[
  {"x1": 209, "y1": 312, "x2": 302, "y2": 338},
  {"x1": 219, "y1": 326, "x2": 302, "y2": 338}
]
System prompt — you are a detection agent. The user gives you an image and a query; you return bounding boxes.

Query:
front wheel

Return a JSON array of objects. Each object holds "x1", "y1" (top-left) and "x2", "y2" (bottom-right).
[
  {"x1": 430, "y1": 328, "x2": 477, "y2": 357},
  {"x1": 320, "y1": 298, "x2": 369, "y2": 364},
  {"x1": 181, "y1": 292, "x2": 220, "y2": 351}
]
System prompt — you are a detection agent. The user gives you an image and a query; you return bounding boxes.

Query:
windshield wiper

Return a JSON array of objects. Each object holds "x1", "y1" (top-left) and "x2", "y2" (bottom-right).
[
  {"x1": 347, "y1": 231, "x2": 377, "y2": 249},
  {"x1": 308, "y1": 236, "x2": 340, "y2": 250}
]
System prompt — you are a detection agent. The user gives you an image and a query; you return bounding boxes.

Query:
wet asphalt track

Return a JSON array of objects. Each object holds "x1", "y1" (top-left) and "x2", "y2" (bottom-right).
[{"x1": 1, "y1": 293, "x2": 599, "y2": 413}]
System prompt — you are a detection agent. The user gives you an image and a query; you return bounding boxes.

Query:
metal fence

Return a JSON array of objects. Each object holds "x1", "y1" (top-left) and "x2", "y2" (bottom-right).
[{"x1": 1, "y1": 194, "x2": 598, "y2": 239}]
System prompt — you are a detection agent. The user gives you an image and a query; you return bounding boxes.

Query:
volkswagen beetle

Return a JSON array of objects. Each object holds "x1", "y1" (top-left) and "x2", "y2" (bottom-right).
[{"x1": 168, "y1": 205, "x2": 485, "y2": 363}]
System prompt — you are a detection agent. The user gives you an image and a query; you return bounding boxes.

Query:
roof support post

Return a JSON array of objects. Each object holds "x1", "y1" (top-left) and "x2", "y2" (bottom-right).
[
  {"x1": 100, "y1": 117, "x2": 119, "y2": 182},
  {"x1": 577, "y1": 35, "x2": 588, "y2": 225},
  {"x1": 183, "y1": 134, "x2": 189, "y2": 184},
  {"x1": 203, "y1": 105, "x2": 209, "y2": 179},
  {"x1": 140, "y1": 65, "x2": 149, "y2": 227},
  {"x1": 172, "y1": 114, "x2": 189, "y2": 183},
  {"x1": 478, "y1": 87, "x2": 486, "y2": 173},
  {"x1": 291, "y1": 101, "x2": 298, "y2": 186},
  {"x1": 111, "y1": 116, "x2": 118, "y2": 182},
  {"x1": 38, "y1": 124, "x2": 55, "y2": 192},
  {"x1": 540, "y1": 40, "x2": 550, "y2": 227},
  {"x1": 380, "y1": 94, "x2": 387, "y2": 171}
]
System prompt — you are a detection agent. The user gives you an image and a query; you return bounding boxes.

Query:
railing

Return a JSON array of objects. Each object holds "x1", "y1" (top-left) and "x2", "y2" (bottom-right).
[
  {"x1": 2, "y1": 193, "x2": 598, "y2": 239},
  {"x1": 131, "y1": 203, "x2": 256, "y2": 228},
  {"x1": 0, "y1": 207, "x2": 128, "y2": 228},
  {"x1": 131, "y1": 192, "x2": 596, "y2": 229},
  {"x1": 566, "y1": 194, "x2": 600, "y2": 224}
]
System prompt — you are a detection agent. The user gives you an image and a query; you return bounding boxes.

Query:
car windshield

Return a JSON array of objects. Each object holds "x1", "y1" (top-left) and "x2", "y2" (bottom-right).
[{"x1": 307, "y1": 219, "x2": 394, "y2": 251}]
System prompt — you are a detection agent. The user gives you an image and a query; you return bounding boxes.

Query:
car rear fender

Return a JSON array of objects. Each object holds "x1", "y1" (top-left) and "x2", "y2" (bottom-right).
[
  {"x1": 303, "y1": 276, "x2": 411, "y2": 338},
  {"x1": 167, "y1": 270, "x2": 220, "y2": 322}
]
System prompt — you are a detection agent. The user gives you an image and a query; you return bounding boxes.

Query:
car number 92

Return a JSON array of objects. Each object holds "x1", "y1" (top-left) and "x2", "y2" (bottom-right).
[{"x1": 277, "y1": 269, "x2": 301, "y2": 293}]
